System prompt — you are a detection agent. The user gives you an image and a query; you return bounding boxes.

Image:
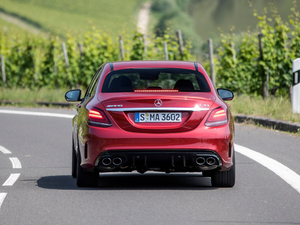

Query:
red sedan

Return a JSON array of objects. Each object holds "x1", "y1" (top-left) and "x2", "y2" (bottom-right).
[{"x1": 65, "y1": 61, "x2": 235, "y2": 187}]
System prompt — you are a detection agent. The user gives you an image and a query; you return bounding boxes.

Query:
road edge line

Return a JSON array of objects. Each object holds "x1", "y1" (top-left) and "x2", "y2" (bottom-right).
[
  {"x1": 235, "y1": 144, "x2": 300, "y2": 194},
  {"x1": 0, "y1": 110, "x2": 73, "y2": 118}
]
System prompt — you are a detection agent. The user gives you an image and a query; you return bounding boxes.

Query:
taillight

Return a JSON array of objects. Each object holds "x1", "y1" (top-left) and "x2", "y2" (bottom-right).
[
  {"x1": 205, "y1": 106, "x2": 228, "y2": 127},
  {"x1": 88, "y1": 108, "x2": 111, "y2": 127}
]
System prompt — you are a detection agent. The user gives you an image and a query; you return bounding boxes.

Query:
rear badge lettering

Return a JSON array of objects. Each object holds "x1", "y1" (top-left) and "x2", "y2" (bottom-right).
[
  {"x1": 107, "y1": 105, "x2": 123, "y2": 108},
  {"x1": 199, "y1": 104, "x2": 210, "y2": 108}
]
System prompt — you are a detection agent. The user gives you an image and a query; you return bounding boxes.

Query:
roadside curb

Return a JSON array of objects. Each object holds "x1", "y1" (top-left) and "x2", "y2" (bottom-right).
[{"x1": 234, "y1": 114, "x2": 300, "y2": 133}]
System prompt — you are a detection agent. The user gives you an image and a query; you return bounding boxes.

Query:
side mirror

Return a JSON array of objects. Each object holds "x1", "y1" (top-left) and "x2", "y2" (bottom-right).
[
  {"x1": 217, "y1": 88, "x2": 234, "y2": 101},
  {"x1": 65, "y1": 89, "x2": 82, "y2": 102}
]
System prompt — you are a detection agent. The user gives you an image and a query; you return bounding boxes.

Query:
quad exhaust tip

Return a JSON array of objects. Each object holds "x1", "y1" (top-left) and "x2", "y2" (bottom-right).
[
  {"x1": 102, "y1": 158, "x2": 112, "y2": 166},
  {"x1": 195, "y1": 156, "x2": 217, "y2": 166},
  {"x1": 112, "y1": 157, "x2": 123, "y2": 166},
  {"x1": 206, "y1": 157, "x2": 216, "y2": 166},
  {"x1": 195, "y1": 157, "x2": 205, "y2": 166},
  {"x1": 101, "y1": 157, "x2": 123, "y2": 167}
]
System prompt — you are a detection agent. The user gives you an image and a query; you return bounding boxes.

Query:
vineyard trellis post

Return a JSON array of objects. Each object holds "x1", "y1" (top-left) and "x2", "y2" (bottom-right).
[
  {"x1": 208, "y1": 38, "x2": 216, "y2": 86},
  {"x1": 0, "y1": 55, "x2": 5, "y2": 85},
  {"x1": 231, "y1": 42, "x2": 236, "y2": 61},
  {"x1": 119, "y1": 35, "x2": 125, "y2": 61},
  {"x1": 143, "y1": 34, "x2": 147, "y2": 58},
  {"x1": 62, "y1": 42, "x2": 69, "y2": 68},
  {"x1": 78, "y1": 43, "x2": 84, "y2": 57},
  {"x1": 258, "y1": 33, "x2": 269, "y2": 99},
  {"x1": 176, "y1": 30, "x2": 184, "y2": 59},
  {"x1": 163, "y1": 41, "x2": 169, "y2": 60}
]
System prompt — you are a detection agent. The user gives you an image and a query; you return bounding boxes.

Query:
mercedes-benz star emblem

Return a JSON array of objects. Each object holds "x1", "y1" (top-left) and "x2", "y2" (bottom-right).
[{"x1": 154, "y1": 99, "x2": 162, "y2": 107}]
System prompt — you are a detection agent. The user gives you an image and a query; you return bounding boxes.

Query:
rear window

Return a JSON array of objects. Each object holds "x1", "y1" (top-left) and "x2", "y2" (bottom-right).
[{"x1": 101, "y1": 68, "x2": 211, "y2": 93}]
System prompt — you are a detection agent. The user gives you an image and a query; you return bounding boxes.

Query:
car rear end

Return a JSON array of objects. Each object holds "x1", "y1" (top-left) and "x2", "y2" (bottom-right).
[{"x1": 79, "y1": 61, "x2": 234, "y2": 176}]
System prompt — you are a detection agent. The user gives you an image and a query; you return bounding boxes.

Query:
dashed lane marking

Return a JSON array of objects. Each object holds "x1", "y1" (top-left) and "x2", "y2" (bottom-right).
[
  {"x1": 0, "y1": 193, "x2": 7, "y2": 209},
  {"x1": 0, "y1": 146, "x2": 22, "y2": 211},
  {"x1": 0, "y1": 146, "x2": 12, "y2": 154},
  {"x1": 3, "y1": 174, "x2": 21, "y2": 186},
  {"x1": 235, "y1": 144, "x2": 300, "y2": 194},
  {"x1": 9, "y1": 157, "x2": 22, "y2": 169}
]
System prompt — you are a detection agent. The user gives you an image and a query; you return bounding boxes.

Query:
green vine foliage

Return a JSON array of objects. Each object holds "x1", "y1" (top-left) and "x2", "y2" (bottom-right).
[
  {"x1": 0, "y1": 32, "x2": 8, "y2": 57},
  {"x1": 217, "y1": 33, "x2": 238, "y2": 93},
  {"x1": 271, "y1": 9, "x2": 292, "y2": 95},
  {"x1": 290, "y1": 3, "x2": 300, "y2": 59},
  {"x1": 130, "y1": 31, "x2": 146, "y2": 60},
  {"x1": 5, "y1": 38, "x2": 22, "y2": 88},
  {"x1": 236, "y1": 32, "x2": 259, "y2": 95},
  {"x1": 4, "y1": 37, "x2": 36, "y2": 88},
  {"x1": 216, "y1": 6, "x2": 297, "y2": 97},
  {"x1": 255, "y1": 8, "x2": 292, "y2": 96},
  {"x1": 39, "y1": 37, "x2": 59, "y2": 88},
  {"x1": 18, "y1": 39, "x2": 36, "y2": 88},
  {"x1": 1, "y1": 5, "x2": 299, "y2": 97},
  {"x1": 78, "y1": 29, "x2": 119, "y2": 87},
  {"x1": 65, "y1": 35, "x2": 79, "y2": 88}
]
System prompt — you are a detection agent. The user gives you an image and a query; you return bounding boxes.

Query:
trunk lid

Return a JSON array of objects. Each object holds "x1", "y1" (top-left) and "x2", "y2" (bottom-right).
[{"x1": 100, "y1": 93, "x2": 215, "y2": 133}]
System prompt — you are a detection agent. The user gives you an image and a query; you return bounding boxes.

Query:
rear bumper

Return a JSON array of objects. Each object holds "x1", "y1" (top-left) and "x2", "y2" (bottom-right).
[
  {"x1": 78, "y1": 120, "x2": 234, "y2": 173},
  {"x1": 94, "y1": 150, "x2": 222, "y2": 173}
]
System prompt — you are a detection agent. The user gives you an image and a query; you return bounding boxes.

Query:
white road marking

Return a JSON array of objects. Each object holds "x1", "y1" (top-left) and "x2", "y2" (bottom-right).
[
  {"x1": 0, "y1": 145, "x2": 21, "y2": 211},
  {"x1": 0, "y1": 193, "x2": 7, "y2": 209},
  {"x1": 0, "y1": 146, "x2": 12, "y2": 154},
  {"x1": 3, "y1": 173, "x2": 20, "y2": 186},
  {"x1": 0, "y1": 109, "x2": 73, "y2": 118},
  {"x1": 1, "y1": 109, "x2": 300, "y2": 195},
  {"x1": 235, "y1": 144, "x2": 300, "y2": 194},
  {"x1": 9, "y1": 157, "x2": 22, "y2": 169}
]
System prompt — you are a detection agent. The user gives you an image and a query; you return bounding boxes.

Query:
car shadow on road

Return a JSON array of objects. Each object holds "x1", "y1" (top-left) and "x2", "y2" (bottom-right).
[{"x1": 37, "y1": 173, "x2": 217, "y2": 190}]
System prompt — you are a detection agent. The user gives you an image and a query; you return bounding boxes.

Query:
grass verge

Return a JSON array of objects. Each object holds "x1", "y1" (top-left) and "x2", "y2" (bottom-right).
[
  {"x1": 0, "y1": 88, "x2": 70, "y2": 104},
  {"x1": 230, "y1": 95, "x2": 300, "y2": 124}
]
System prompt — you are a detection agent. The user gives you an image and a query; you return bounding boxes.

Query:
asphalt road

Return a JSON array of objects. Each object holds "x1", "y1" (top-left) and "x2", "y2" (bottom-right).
[{"x1": 0, "y1": 107, "x2": 300, "y2": 225}]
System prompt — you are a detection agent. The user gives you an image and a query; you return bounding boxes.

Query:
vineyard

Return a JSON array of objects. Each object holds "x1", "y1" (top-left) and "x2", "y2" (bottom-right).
[{"x1": 1, "y1": 5, "x2": 300, "y2": 98}]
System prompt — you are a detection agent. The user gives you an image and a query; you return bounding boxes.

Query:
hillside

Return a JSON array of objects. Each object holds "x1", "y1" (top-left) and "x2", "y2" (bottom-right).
[
  {"x1": 0, "y1": 0, "x2": 142, "y2": 39},
  {"x1": 189, "y1": 0, "x2": 295, "y2": 40},
  {"x1": 0, "y1": 11, "x2": 47, "y2": 37},
  {"x1": 0, "y1": 0, "x2": 298, "y2": 49},
  {"x1": 151, "y1": 0, "x2": 298, "y2": 49}
]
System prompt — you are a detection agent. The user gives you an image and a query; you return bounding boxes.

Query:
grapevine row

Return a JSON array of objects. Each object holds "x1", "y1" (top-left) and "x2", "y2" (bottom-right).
[
  {"x1": 0, "y1": 29, "x2": 192, "y2": 89},
  {"x1": 1, "y1": 6, "x2": 300, "y2": 98}
]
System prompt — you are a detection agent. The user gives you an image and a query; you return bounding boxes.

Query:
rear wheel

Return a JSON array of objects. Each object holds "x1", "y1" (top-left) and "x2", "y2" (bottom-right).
[
  {"x1": 211, "y1": 151, "x2": 235, "y2": 187},
  {"x1": 76, "y1": 151, "x2": 99, "y2": 187}
]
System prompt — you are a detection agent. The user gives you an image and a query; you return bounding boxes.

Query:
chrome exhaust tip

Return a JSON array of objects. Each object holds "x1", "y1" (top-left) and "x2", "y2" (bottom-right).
[
  {"x1": 206, "y1": 157, "x2": 216, "y2": 166},
  {"x1": 102, "y1": 158, "x2": 112, "y2": 166},
  {"x1": 195, "y1": 157, "x2": 205, "y2": 166},
  {"x1": 112, "y1": 157, "x2": 122, "y2": 166}
]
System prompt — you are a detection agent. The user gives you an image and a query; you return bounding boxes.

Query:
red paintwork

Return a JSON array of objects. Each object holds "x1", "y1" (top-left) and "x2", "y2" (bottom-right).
[
  {"x1": 73, "y1": 61, "x2": 234, "y2": 172},
  {"x1": 100, "y1": 93, "x2": 214, "y2": 133}
]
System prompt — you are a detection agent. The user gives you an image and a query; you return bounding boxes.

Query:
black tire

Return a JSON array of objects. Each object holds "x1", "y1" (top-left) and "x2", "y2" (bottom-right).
[
  {"x1": 211, "y1": 151, "x2": 235, "y2": 187},
  {"x1": 76, "y1": 151, "x2": 99, "y2": 187},
  {"x1": 72, "y1": 140, "x2": 77, "y2": 178}
]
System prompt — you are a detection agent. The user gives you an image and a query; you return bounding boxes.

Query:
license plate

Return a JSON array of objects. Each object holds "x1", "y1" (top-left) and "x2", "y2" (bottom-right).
[{"x1": 135, "y1": 112, "x2": 182, "y2": 123}]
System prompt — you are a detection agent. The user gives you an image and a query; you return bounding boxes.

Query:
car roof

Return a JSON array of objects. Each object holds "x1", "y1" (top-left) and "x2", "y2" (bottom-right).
[{"x1": 111, "y1": 60, "x2": 197, "y2": 71}]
